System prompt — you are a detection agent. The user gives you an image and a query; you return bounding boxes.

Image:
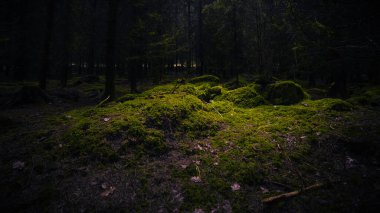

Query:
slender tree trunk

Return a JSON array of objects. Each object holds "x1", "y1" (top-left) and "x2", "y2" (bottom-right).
[
  {"x1": 61, "y1": 0, "x2": 72, "y2": 87},
  {"x1": 196, "y1": 0, "x2": 204, "y2": 75},
  {"x1": 232, "y1": 3, "x2": 239, "y2": 84},
  {"x1": 40, "y1": 0, "x2": 55, "y2": 90},
  {"x1": 14, "y1": 0, "x2": 29, "y2": 81},
  {"x1": 187, "y1": 0, "x2": 192, "y2": 70},
  {"x1": 104, "y1": 0, "x2": 120, "y2": 100},
  {"x1": 88, "y1": 0, "x2": 98, "y2": 75}
]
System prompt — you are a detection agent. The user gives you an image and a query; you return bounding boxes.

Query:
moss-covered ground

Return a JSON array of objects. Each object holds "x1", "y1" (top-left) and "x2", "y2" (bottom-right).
[{"x1": 0, "y1": 77, "x2": 379, "y2": 212}]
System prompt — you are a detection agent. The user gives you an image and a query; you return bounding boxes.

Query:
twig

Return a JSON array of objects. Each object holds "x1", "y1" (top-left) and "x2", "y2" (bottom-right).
[
  {"x1": 96, "y1": 95, "x2": 110, "y2": 108},
  {"x1": 262, "y1": 182, "x2": 324, "y2": 204}
]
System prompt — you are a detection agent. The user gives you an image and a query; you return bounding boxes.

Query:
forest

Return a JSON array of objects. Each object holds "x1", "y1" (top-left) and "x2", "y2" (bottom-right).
[{"x1": 0, "y1": 0, "x2": 379, "y2": 212}]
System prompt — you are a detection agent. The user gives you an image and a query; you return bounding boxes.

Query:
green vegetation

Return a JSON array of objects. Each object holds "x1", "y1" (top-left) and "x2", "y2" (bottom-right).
[
  {"x1": 216, "y1": 84, "x2": 266, "y2": 108},
  {"x1": 266, "y1": 81, "x2": 308, "y2": 105},
  {"x1": 0, "y1": 80, "x2": 379, "y2": 212}
]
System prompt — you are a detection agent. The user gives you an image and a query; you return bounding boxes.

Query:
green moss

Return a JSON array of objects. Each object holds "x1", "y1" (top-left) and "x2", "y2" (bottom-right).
[
  {"x1": 182, "y1": 110, "x2": 223, "y2": 138},
  {"x1": 216, "y1": 84, "x2": 266, "y2": 108},
  {"x1": 266, "y1": 81, "x2": 308, "y2": 105},
  {"x1": 143, "y1": 94, "x2": 203, "y2": 129},
  {"x1": 188, "y1": 75, "x2": 220, "y2": 85},
  {"x1": 198, "y1": 86, "x2": 223, "y2": 102},
  {"x1": 306, "y1": 98, "x2": 353, "y2": 111},
  {"x1": 347, "y1": 86, "x2": 380, "y2": 106}
]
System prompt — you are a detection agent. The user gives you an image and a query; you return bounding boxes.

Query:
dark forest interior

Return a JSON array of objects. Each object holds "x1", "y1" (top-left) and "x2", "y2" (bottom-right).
[{"x1": 1, "y1": 0, "x2": 380, "y2": 212}]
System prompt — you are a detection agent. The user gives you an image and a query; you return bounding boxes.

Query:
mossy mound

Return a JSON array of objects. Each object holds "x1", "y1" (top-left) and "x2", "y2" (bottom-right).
[
  {"x1": 216, "y1": 84, "x2": 266, "y2": 108},
  {"x1": 188, "y1": 75, "x2": 220, "y2": 84},
  {"x1": 198, "y1": 86, "x2": 223, "y2": 102},
  {"x1": 347, "y1": 86, "x2": 380, "y2": 107},
  {"x1": 266, "y1": 81, "x2": 308, "y2": 105},
  {"x1": 143, "y1": 94, "x2": 203, "y2": 129},
  {"x1": 306, "y1": 98, "x2": 353, "y2": 111}
]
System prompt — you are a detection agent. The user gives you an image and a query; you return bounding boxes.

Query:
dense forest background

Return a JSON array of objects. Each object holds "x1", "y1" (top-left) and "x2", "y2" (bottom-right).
[
  {"x1": 1, "y1": 0, "x2": 380, "y2": 212},
  {"x1": 1, "y1": 0, "x2": 379, "y2": 97}
]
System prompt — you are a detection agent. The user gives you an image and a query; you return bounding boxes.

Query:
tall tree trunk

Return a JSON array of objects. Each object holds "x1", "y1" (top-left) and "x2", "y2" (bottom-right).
[
  {"x1": 196, "y1": 0, "x2": 204, "y2": 75},
  {"x1": 104, "y1": 0, "x2": 119, "y2": 100},
  {"x1": 61, "y1": 0, "x2": 71, "y2": 88},
  {"x1": 40, "y1": 0, "x2": 55, "y2": 90},
  {"x1": 186, "y1": 0, "x2": 192, "y2": 70},
  {"x1": 88, "y1": 0, "x2": 98, "y2": 75},
  {"x1": 14, "y1": 0, "x2": 29, "y2": 81},
  {"x1": 232, "y1": 3, "x2": 239, "y2": 84}
]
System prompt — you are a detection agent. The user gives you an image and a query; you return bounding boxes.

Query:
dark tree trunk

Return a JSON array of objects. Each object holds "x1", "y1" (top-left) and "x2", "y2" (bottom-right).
[
  {"x1": 104, "y1": 0, "x2": 119, "y2": 100},
  {"x1": 186, "y1": 0, "x2": 192, "y2": 70},
  {"x1": 14, "y1": 0, "x2": 29, "y2": 81},
  {"x1": 40, "y1": 0, "x2": 55, "y2": 90},
  {"x1": 232, "y1": 3, "x2": 239, "y2": 84},
  {"x1": 88, "y1": 0, "x2": 98, "y2": 75},
  {"x1": 196, "y1": 0, "x2": 204, "y2": 75},
  {"x1": 61, "y1": 0, "x2": 71, "y2": 88}
]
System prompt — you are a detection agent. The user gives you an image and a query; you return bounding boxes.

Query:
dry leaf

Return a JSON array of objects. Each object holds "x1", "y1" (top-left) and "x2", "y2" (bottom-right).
[
  {"x1": 101, "y1": 186, "x2": 115, "y2": 197},
  {"x1": 260, "y1": 186, "x2": 269, "y2": 193},
  {"x1": 191, "y1": 176, "x2": 202, "y2": 183},
  {"x1": 231, "y1": 183, "x2": 241, "y2": 191},
  {"x1": 12, "y1": 161, "x2": 25, "y2": 170}
]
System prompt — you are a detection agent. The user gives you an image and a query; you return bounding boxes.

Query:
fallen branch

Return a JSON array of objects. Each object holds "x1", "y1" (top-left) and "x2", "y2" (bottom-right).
[
  {"x1": 96, "y1": 95, "x2": 110, "y2": 108},
  {"x1": 262, "y1": 182, "x2": 324, "y2": 204}
]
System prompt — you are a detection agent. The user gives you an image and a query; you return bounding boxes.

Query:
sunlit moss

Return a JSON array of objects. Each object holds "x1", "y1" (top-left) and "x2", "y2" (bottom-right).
[{"x1": 216, "y1": 84, "x2": 266, "y2": 108}]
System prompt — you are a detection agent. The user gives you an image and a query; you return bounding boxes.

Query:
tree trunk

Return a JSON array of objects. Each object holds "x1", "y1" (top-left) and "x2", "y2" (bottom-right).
[
  {"x1": 196, "y1": 0, "x2": 204, "y2": 75},
  {"x1": 40, "y1": 0, "x2": 55, "y2": 90},
  {"x1": 61, "y1": 0, "x2": 72, "y2": 88},
  {"x1": 187, "y1": 0, "x2": 192, "y2": 70},
  {"x1": 104, "y1": 0, "x2": 119, "y2": 100}
]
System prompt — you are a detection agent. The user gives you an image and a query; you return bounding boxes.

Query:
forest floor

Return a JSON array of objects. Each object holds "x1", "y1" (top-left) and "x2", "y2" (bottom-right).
[{"x1": 0, "y1": 76, "x2": 379, "y2": 212}]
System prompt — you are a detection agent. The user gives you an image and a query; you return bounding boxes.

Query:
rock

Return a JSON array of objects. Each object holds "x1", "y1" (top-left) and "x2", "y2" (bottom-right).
[
  {"x1": 266, "y1": 81, "x2": 307, "y2": 105},
  {"x1": 217, "y1": 84, "x2": 266, "y2": 108},
  {"x1": 198, "y1": 86, "x2": 222, "y2": 102}
]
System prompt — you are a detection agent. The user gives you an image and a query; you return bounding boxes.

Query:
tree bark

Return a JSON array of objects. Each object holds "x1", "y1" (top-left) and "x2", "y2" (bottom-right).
[
  {"x1": 104, "y1": 0, "x2": 120, "y2": 100},
  {"x1": 40, "y1": 0, "x2": 55, "y2": 90}
]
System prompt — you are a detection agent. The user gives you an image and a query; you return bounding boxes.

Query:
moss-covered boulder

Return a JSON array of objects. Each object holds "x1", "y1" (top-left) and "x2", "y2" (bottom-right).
[
  {"x1": 188, "y1": 75, "x2": 220, "y2": 84},
  {"x1": 266, "y1": 81, "x2": 307, "y2": 105},
  {"x1": 217, "y1": 84, "x2": 266, "y2": 108},
  {"x1": 198, "y1": 86, "x2": 223, "y2": 102},
  {"x1": 347, "y1": 86, "x2": 380, "y2": 106},
  {"x1": 306, "y1": 98, "x2": 353, "y2": 111}
]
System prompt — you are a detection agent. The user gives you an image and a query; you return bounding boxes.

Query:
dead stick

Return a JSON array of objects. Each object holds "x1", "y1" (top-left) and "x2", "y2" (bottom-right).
[{"x1": 262, "y1": 183, "x2": 324, "y2": 203}]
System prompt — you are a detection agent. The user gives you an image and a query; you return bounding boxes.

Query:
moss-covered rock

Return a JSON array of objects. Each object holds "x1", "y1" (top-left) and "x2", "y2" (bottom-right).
[
  {"x1": 266, "y1": 81, "x2": 308, "y2": 105},
  {"x1": 188, "y1": 75, "x2": 220, "y2": 84},
  {"x1": 306, "y1": 98, "x2": 353, "y2": 111},
  {"x1": 198, "y1": 86, "x2": 223, "y2": 102},
  {"x1": 117, "y1": 93, "x2": 140, "y2": 102},
  {"x1": 216, "y1": 84, "x2": 266, "y2": 108},
  {"x1": 347, "y1": 86, "x2": 380, "y2": 106},
  {"x1": 143, "y1": 94, "x2": 203, "y2": 129}
]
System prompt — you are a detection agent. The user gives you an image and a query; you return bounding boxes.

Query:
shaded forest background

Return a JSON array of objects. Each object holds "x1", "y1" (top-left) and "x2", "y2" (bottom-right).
[{"x1": 1, "y1": 0, "x2": 379, "y2": 98}]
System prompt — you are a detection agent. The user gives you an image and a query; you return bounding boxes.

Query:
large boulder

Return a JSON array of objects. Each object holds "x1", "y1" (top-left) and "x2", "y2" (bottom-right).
[
  {"x1": 266, "y1": 81, "x2": 307, "y2": 105},
  {"x1": 217, "y1": 84, "x2": 266, "y2": 108}
]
